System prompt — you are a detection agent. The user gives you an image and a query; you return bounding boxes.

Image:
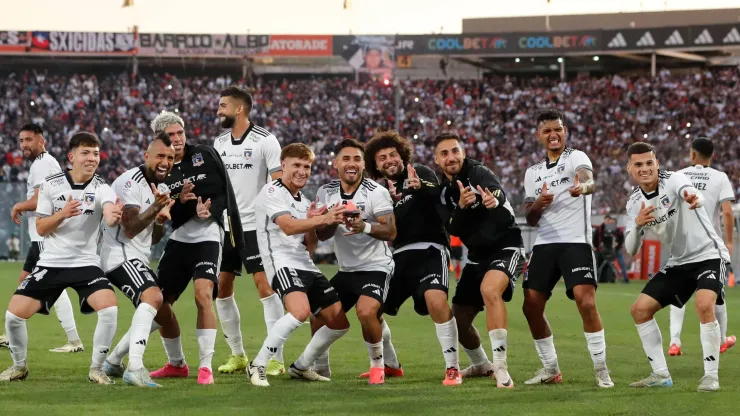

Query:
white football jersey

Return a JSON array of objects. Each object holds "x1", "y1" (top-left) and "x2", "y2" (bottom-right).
[
  {"x1": 625, "y1": 170, "x2": 730, "y2": 267},
  {"x1": 315, "y1": 178, "x2": 395, "y2": 274},
  {"x1": 100, "y1": 166, "x2": 158, "y2": 273},
  {"x1": 678, "y1": 165, "x2": 735, "y2": 238},
  {"x1": 36, "y1": 172, "x2": 117, "y2": 268},
  {"x1": 214, "y1": 124, "x2": 282, "y2": 231},
  {"x1": 26, "y1": 152, "x2": 62, "y2": 242},
  {"x1": 255, "y1": 179, "x2": 320, "y2": 280},
  {"x1": 524, "y1": 148, "x2": 593, "y2": 246}
]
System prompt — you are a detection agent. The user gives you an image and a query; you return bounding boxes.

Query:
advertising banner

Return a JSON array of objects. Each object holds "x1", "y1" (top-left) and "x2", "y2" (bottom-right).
[
  {"x1": 29, "y1": 31, "x2": 136, "y2": 54},
  {"x1": 334, "y1": 35, "x2": 395, "y2": 74},
  {"x1": 138, "y1": 34, "x2": 331, "y2": 57},
  {"x1": 0, "y1": 31, "x2": 30, "y2": 52}
]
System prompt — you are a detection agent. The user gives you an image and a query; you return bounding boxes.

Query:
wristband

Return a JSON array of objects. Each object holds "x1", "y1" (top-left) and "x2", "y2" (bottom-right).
[{"x1": 362, "y1": 222, "x2": 372, "y2": 234}]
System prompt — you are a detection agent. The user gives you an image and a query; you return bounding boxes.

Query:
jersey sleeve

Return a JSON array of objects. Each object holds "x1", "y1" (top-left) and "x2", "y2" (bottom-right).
[
  {"x1": 119, "y1": 179, "x2": 143, "y2": 208},
  {"x1": 30, "y1": 160, "x2": 54, "y2": 188},
  {"x1": 97, "y1": 184, "x2": 118, "y2": 208},
  {"x1": 372, "y1": 187, "x2": 394, "y2": 218},
  {"x1": 625, "y1": 192, "x2": 641, "y2": 227},
  {"x1": 469, "y1": 165, "x2": 507, "y2": 207},
  {"x1": 264, "y1": 135, "x2": 282, "y2": 175},
  {"x1": 570, "y1": 150, "x2": 593, "y2": 173},
  {"x1": 719, "y1": 173, "x2": 736, "y2": 204},
  {"x1": 414, "y1": 165, "x2": 441, "y2": 198},
  {"x1": 523, "y1": 168, "x2": 536, "y2": 204},
  {"x1": 36, "y1": 181, "x2": 53, "y2": 217},
  {"x1": 670, "y1": 171, "x2": 697, "y2": 200},
  {"x1": 314, "y1": 186, "x2": 327, "y2": 209},
  {"x1": 263, "y1": 187, "x2": 291, "y2": 223}
]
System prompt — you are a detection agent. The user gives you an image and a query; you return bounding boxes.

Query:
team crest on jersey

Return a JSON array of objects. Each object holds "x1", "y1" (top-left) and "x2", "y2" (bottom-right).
[
  {"x1": 557, "y1": 165, "x2": 565, "y2": 173},
  {"x1": 124, "y1": 180, "x2": 132, "y2": 189},
  {"x1": 356, "y1": 202, "x2": 366, "y2": 212},
  {"x1": 192, "y1": 153, "x2": 204, "y2": 167},
  {"x1": 660, "y1": 195, "x2": 670, "y2": 208},
  {"x1": 84, "y1": 193, "x2": 95, "y2": 205},
  {"x1": 244, "y1": 149, "x2": 253, "y2": 160}
]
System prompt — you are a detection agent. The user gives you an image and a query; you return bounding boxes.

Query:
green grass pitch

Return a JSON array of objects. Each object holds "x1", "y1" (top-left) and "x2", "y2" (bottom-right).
[{"x1": 0, "y1": 262, "x2": 738, "y2": 415}]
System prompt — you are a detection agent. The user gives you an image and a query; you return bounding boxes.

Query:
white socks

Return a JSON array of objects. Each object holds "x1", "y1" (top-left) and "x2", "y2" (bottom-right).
[
  {"x1": 294, "y1": 326, "x2": 348, "y2": 370},
  {"x1": 381, "y1": 320, "x2": 400, "y2": 368},
  {"x1": 434, "y1": 318, "x2": 460, "y2": 370},
  {"x1": 5, "y1": 311, "x2": 27, "y2": 367},
  {"x1": 700, "y1": 320, "x2": 721, "y2": 377},
  {"x1": 585, "y1": 329, "x2": 607, "y2": 371},
  {"x1": 636, "y1": 319, "x2": 668, "y2": 374},
  {"x1": 196, "y1": 328, "x2": 217, "y2": 370},
  {"x1": 54, "y1": 289, "x2": 80, "y2": 342},
  {"x1": 162, "y1": 336, "x2": 186, "y2": 367},
  {"x1": 489, "y1": 328, "x2": 507, "y2": 367},
  {"x1": 216, "y1": 295, "x2": 245, "y2": 356},
  {"x1": 261, "y1": 294, "x2": 285, "y2": 362},
  {"x1": 253, "y1": 312, "x2": 302, "y2": 367},
  {"x1": 91, "y1": 306, "x2": 118, "y2": 370},
  {"x1": 534, "y1": 335, "x2": 559, "y2": 372},
  {"x1": 669, "y1": 305, "x2": 686, "y2": 347},
  {"x1": 127, "y1": 303, "x2": 158, "y2": 371},
  {"x1": 715, "y1": 303, "x2": 728, "y2": 341},
  {"x1": 366, "y1": 341, "x2": 384, "y2": 368},
  {"x1": 314, "y1": 350, "x2": 330, "y2": 372},
  {"x1": 108, "y1": 320, "x2": 161, "y2": 366}
]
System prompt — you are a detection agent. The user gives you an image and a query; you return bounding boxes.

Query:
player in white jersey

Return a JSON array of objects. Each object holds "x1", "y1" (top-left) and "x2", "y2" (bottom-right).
[
  {"x1": 669, "y1": 137, "x2": 736, "y2": 357},
  {"x1": 311, "y1": 139, "x2": 397, "y2": 385},
  {"x1": 99, "y1": 133, "x2": 176, "y2": 388},
  {"x1": 1, "y1": 124, "x2": 83, "y2": 353},
  {"x1": 1, "y1": 132, "x2": 123, "y2": 383},
  {"x1": 624, "y1": 142, "x2": 729, "y2": 392},
  {"x1": 247, "y1": 143, "x2": 350, "y2": 387},
  {"x1": 522, "y1": 110, "x2": 612, "y2": 388},
  {"x1": 212, "y1": 86, "x2": 285, "y2": 375}
]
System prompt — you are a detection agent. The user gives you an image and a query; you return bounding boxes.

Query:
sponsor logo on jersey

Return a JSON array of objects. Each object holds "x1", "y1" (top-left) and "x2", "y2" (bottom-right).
[
  {"x1": 225, "y1": 163, "x2": 253, "y2": 170},
  {"x1": 645, "y1": 208, "x2": 677, "y2": 227},
  {"x1": 244, "y1": 149, "x2": 253, "y2": 160},
  {"x1": 83, "y1": 209, "x2": 95, "y2": 215},
  {"x1": 57, "y1": 195, "x2": 66, "y2": 201},
  {"x1": 572, "y1": 266, "x2": 592, "y2": 272},
  {"x1": 50, "y1": 177, "x2": 65, "y2": 186},
  {"x1": 192, "y1": 153, "x2": 204, "y2": 167}
]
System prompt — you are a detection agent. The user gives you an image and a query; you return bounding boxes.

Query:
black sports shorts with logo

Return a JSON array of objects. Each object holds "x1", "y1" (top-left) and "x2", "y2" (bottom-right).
[
  {"x1": 15, "y1": 265, "x2": 113, "y2": 314},
  {"x1": 220, "y1": 230, "x2": 264, "y2": 275},
  {"x1": 331, "y1": 270, "x2": 392, "y2": 312},
  {"x1": 642, "y1": 258, "x2": 727, "y2": 307},
  {"x1": 106, "y1": 259, "x2": 159, "y2": 307},
  {"x1": 453, "y1": 247, "x2": 525, "y2": 311},
  {"x1": 384, "y1": 245, "x2": 449, "y2": 317},
  {"x1": 271, "y1": 267, "x2": 340, "y2": 315},
  {"x1": 157, "y1": 239, "x2": 222, "y2": 302},
  {"x1": 523, "y1": 243, "x2": 597, "y2": 300}
]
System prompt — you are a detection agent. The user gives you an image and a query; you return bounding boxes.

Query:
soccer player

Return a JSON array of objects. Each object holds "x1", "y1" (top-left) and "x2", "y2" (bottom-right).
[
  {"x1": 213, "y1": 86, "x2": 285, "y2": 375},
  {"x1": 247, "y1": 143, "x2": 350, "y2": 387},
  {"x1": 147, "y1": 111, "x2": 244, "y2": 385},
  {"x1": 2, "y1": 124, "x2": 83, "y2": 353},
  {"x1": 98, "y1": 132, "x2": 176, "y2": 388},
  {"x1": 364, "y1": 130, "x2": 461, "y2": 386},
  {"x1": 312, "y1": 139, "x2": 396, "y2": 385},
  {"x1": 669, "y1": 137, "x2": 735, "y2": 356},
  {"x1": 1, "y1": 132, "x2": 123, "y2": 383},
  {"x1": 522, "y1": 110, "x2": 613, "y2": 388},
  {"x1": 625, "y1": 142, "x2": 729, "y2": 392},
  {"x1": 434, "y1": 132, "x2": 524, "y2": 388}
]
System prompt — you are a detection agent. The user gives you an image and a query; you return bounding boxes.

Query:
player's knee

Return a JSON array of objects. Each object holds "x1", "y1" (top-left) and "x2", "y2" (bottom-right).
[
  {"x1": 326, "y1": 311, "x2": 351, "y2": 330},
  {"x1": 630, "y1": 302, "x2": 651, "y2": 322},
  {"x1": 355, "y1": 303, "x2": 380, "y2": 324},
  {"x1": 522, "y1": 297, "x2": 544, "y2": 319},
  {"x1": 695, "y1": 298, "x2": 716, "y2": 319},
  {"x1": 194, "y1": 285, "x2": 214, "y2": 309},
  {"x1": 575, "y1": 294, "x2": 596, "y2": 313},
  {"x1": 481, "y1": 286, "x2": 504, "y2": 304},
  {"x1": 141, "y1": 288, "x2": 163, "y2": 310}
]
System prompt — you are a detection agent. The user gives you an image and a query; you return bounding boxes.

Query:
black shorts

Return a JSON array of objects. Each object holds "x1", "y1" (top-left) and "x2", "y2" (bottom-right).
[
  {"x1": 106, "y1": 259, "x2": 159, "y2": 307},
  {"x1": 384, "y1": 246, "x2": 449, "y2": 317},
  {"x1": 15, "y1": 265, "x2": 113, "y2": 315},
  {"x1": 271, "y1": 267, "x2": 340, "y2": 315},
  {"x1": 453, "y1": 247, "x2": 524, "y2": 310},
  {"x1": 642, "y1": 259, "x2": 728, "y2": 307},
  {"x1": 523, "y1": 243, "x2": 597, "y2": 300},
  {"x1": 22, "y1": 242, "x2": 42, "y2": 273},
  {"x1": 450, "y1": 246, "x2": 463, "y2": 260},
  {"x1": 157, "y1": 240, "x2": 222, "y2": 303},
  {"x1": 331, "y1": 270, "x2": 392, "y2": 312},
  {"x1": 220, "y1": 230, "x2": 264, "y2": 275}
]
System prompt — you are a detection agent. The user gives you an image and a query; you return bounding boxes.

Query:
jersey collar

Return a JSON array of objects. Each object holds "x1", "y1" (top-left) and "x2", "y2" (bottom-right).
[
  {"x1": 231, "y1": 123, "x2": 254, "y2": 146},
  {"x1": 138, "y1": 165, "x2": 157, "y2": 186},
  {"x1": 340, "y1": 177, "x2": 362, "y2": 200},
  {"x1": 277, "y1": 178, "x2": 302, "y2": 202},
  {"x1": 64, "y1": 170, "x2": 95, "y2": 190}
]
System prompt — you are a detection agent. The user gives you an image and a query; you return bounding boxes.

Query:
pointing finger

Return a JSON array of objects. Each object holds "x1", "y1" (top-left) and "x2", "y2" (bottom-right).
[{"x1": 457, "y1": 180, "x2": 465, "y2": 192}]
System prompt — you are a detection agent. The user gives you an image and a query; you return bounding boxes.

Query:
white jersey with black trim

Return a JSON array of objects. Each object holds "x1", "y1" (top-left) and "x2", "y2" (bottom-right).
[
  {"x1": 100, "y1": 166, "x2": 157, "y2": 273},
  {"x1": 315, "y1": 178, "x2": 394, "y2": 274},
  {"x1": 524, "y1": 148, "x2": 593, "y2": 246},
  {"x1": 625, "y1": 170, "x2": 730, "y2": 267},
  {"x1": 35, "y1": 172, "x2": 117, "y2": 268},
  {"x1": 678, "y1": 165, "x2": 735, "y2": 238},
  {"x1": 214, "y1": 123, "x2": 282, "y2": 232},
  {"x1": 255, "y1": 179, "x2": 320, "y2": 280},
  {"x1": 26, "y1": 152, "x2": 62, "y2": 242}
]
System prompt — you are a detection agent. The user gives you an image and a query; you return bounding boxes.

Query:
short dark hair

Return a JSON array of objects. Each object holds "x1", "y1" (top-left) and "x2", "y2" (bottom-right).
[
  {"x1": 691, "y1": 136, "x2": 714, "y2": 158},
  {"x1": 153, "y1": 131, "x2": 172, "y2": 147},
  {"x1": 220, "y1": 86, "x2": 253, "y2": 113},
  {"x1": 627, "y1": 142, "x2": 655, "y2": 159},
  {"x1": 536, "y1": 109, "x2": 565, "y2": 128},
  {"x1": 334, "y1": 139, "x2": 364, "y2": 156},
  {"x1": 433, "y1": 132, "x2": 461, "y2": 148},
  {"x1": 20, "y1": 123, "x2": 43, "y2": 136},
  {"x1": 281, "y1": 143, "x2": 315, "y2": 162},
  {"x1": 68, "y1": 132, "x2": 101, "y2": 152},
  {"x1": 364, "y1": 130, "x2": 412, "y2": 180}
]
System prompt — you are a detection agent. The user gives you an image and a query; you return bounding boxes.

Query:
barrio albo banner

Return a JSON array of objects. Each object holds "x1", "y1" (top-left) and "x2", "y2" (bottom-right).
[{"x1": 138, "y1": 34, "x2": 332, "y2": 57}]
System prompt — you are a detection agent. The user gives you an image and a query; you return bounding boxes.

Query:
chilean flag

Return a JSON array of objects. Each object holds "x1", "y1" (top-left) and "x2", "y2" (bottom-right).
[{"x1": 31, "y1": 32, "x2": 50, "y2": 50}]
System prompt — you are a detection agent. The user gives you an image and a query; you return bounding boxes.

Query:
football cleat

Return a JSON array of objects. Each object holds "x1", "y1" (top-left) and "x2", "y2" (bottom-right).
[
  {"x1": 0, "y1": 333, "x2": 8, "y2": 348},
  {"x1": 524, "y1": 367, "x2": 563, "y2": 385},
  {"x1": 247, "y1": 362, "x2": 270, "y2": 387},
  {"x1": 123, "y1": 367, "x2": 161, "y2": 388},
  {"x1": 360, "y1": 363, "x2": 404, "y2": 378},
  {"x1": 288, "y1": 363, "x2": 331, "y2": 382},
  {"x1": 442, "y1": 367, "x2": 462, "y2": 386},
  {"x1": 0, "y1": 365, "x2": 28, "y2": 381},
  {"x1": 49, "y1": 340, "x2": 84, "y2": 353},
  {"x1": 595, "y1": 369, "x2": 614, "y2": 388},
  {"x1": 368, "y1": 367, "x2": 385, "y2": 385},
  {"x1": 460, "y1": 362, "x2": 494, "y2": 378},
  {"x1": 218, "y1": 354, "x2": 248, "y2": 374},
  {"x1": 150, "y1": 363, "x2": 189, "y2": 378},
  {"x1": 629, "y1": 372, "x2": 673, "y2": 388},
  {"x1": 720, "y1": 336, "x2": 736, "y2": 354},
  {"x1": 493, "y1": 364, "x2": 514, "y2": 388},
  {"x1": 668, "y1": 344, "x2": 682, "y2": 356},
  {"x1": 697, "y1": 375, "x2": 720, "y2": 392},
  {"x1": 266, "y1": 359, "x2": 286, "y2": 376},
  {"x1": 103, "y1": 360, "x2": 126, "y2": 378},
  {"x1": 89, "y1": 368, "x2": 115, "y2": 385},
  {"x1": 197, "y1": 367, "x2": 214, "y2": 385}
]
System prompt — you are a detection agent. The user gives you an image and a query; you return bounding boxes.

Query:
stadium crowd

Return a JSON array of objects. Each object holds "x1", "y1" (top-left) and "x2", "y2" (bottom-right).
[{"x1": 0, "y1": 68, "x2": 739, "y2": 214}]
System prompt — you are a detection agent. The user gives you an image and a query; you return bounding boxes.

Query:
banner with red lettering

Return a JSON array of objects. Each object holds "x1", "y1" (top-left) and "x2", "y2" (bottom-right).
[{"x1": 138, "y1": 34, "x2": 332, "y2": 57}]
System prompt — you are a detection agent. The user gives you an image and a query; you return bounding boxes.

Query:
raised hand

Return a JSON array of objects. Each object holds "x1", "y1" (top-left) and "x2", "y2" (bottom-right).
[
  {"x1": 196, "y1": 196, "x2": 212, "y2": 219},
  {"x1": 307, "y1": 201, "x2": 328, "y2": 219},
  {"x1": 322, "y1": 204, "x2": 346, "y2": 226},
  {"x1": 388, "y1": 180, "x2": 402, "y2": 202},
  {"x1": 10, "y1": 203, "x2": 22, "y2": 225},
  {"x1": 683, "y1": 190, "x2": 700, "y2": 210},
  {"x1": 406, "y1": 164, "x2": 420, "y2": 190},
  {"x1": 457, "y1": 180, "x2": 476, "y2": 208},
  {"x1": 156, "y1": 200, "x2": 175, "y2": 225},
  {"x1": 635, "y1": 201, "x2": 656, "y2": 226},
  {"x1": 109, "y1": 197, "x2": 125, "y2": 225},
  {"x1": 568, "y1": 175, "x2": 583, "y2": 197},
  {"x1": 179, "y1": 179, "x2": 196, "y2": 204},
  {"x1": 150, "y1": 183, "x2": 172, "y2": 210},
  {"x1": 536, "y1": 182, "x2": 554, "y2": 209},
  {"x1": 343, "y1": 214, "x2": 367, "y2": 236},
  {"x1": 60, "y1": 194, "x2": 82, "y2": 219},
  {"x1": 477, "y1": 185, "x2": 499, "y2": 209}
]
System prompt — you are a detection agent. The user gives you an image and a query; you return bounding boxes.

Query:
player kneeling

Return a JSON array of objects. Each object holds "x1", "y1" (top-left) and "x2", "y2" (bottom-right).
[{"x1": 247, "y1": 143, "x2": 350, "y2": 387}]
